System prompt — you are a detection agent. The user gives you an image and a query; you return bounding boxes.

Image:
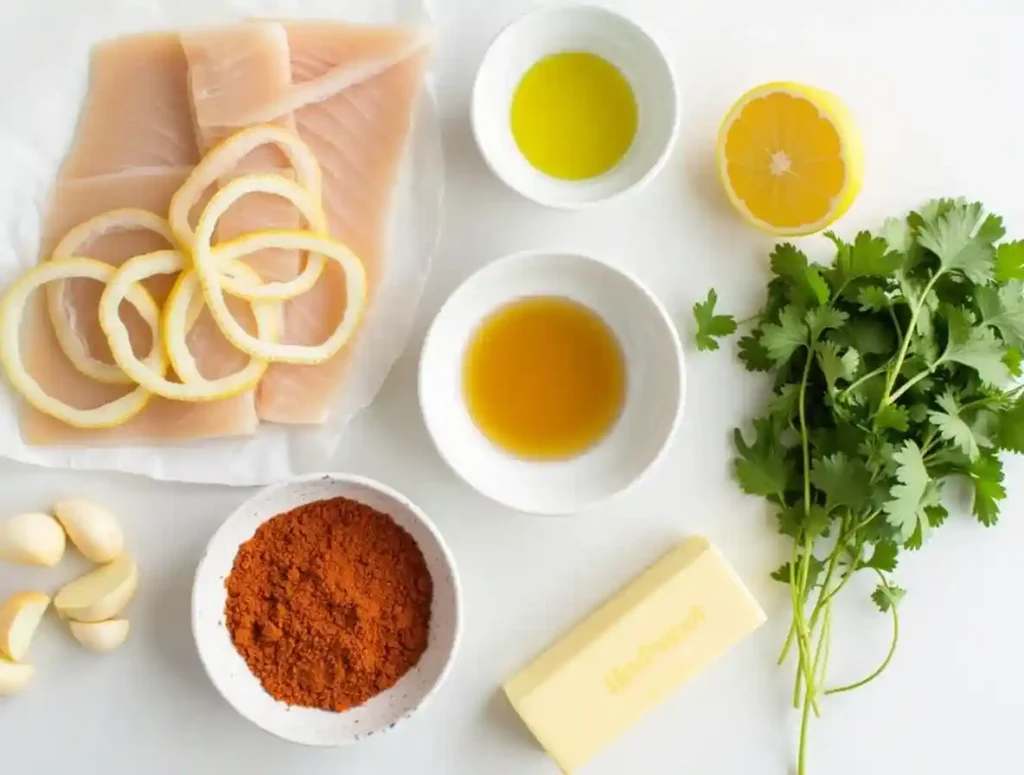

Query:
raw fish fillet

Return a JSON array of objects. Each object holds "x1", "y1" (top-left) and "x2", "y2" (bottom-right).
[
  {"x1": 255, "y1": 22, "x2": 431, "y2": 424},
  {"x1": 181, "y1": 23, "x2": 301, "y2": 284},
  {"x1": 22, "y1": 35, "x2": 258, "y2": 446}
]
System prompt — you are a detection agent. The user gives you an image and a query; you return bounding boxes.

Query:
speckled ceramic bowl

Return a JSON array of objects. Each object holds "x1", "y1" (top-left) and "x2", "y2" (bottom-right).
[{"x1": 192, "y1": 473, "x2": 462, "y2": 746}]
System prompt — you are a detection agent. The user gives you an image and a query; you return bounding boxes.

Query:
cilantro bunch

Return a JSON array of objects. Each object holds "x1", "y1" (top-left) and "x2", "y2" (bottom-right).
[{"x1": 693, "y1": 199, "x2": 1024, "y2": 774}]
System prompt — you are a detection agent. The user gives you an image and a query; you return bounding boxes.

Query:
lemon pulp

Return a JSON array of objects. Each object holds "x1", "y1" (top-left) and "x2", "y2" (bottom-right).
[
  {"x1": 463, "y1": 296, "x2": 626, "y2": 460},
  {"x1": 511, "y1": 52, "x2": 638, "y2": 181}
]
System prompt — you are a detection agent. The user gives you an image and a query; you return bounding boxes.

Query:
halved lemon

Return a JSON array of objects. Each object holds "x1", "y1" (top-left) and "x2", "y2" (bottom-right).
[
  {"x1": 98, "y1": 250, "x2": 277, "y2": 402},
  {"x1": 47, "y1": 209, "x2": 174, "y2": 385},
  {"x1": 0, "y1": 258, "x2": 164, "y2": 428},
  {"x1": 717, "y1": 81, "x2": 863, "y2": 236}
]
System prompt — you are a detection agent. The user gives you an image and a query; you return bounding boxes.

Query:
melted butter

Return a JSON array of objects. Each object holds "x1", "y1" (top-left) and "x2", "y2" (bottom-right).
[{"x1": 463, "y1": 296, "x2": 626, "y2": 460}]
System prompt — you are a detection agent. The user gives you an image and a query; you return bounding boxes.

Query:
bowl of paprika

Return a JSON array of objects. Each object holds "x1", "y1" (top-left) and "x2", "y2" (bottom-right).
[{"x1": 192, "y1": 472, "x2": 462, "y2": 746}]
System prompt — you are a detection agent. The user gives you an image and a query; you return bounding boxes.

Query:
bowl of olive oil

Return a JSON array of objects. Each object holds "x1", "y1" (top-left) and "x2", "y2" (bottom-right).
[
  {"x1": 418, "y1": 250, "x2": 684, "y2": 515},
  {"x1": 472, "y1": 4, "x2": 679, "y2": 208}
]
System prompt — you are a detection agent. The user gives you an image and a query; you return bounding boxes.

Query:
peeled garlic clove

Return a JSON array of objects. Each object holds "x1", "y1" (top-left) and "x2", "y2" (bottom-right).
[
  {"x1": 53, "y1": 500, "x2": 124, "y2": 564},
  {"x1": 69, "y1": 619, "x2": 130, "y2": 652},
  {"x1": 0, "y1": 513, "x2": 66, "y2": 567},
  {"x1": 54, "y1": 554, "x2": 138, "y2": 623},
  {"x1": 0, "y1": 591, "x2": 50, "y2": 662},
  {"x1": 0, "y1": 658, "x2": 34, "y2": 696}
]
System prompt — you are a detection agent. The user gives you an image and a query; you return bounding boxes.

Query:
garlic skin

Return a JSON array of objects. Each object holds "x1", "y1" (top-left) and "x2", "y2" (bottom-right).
[
  {"x1": 53, "y1": 500, "x2": 124, "y2": 564},
  {"x1": 55, "y1": 554, "x2": 138, "y2": 623},
  {"x1": 0, "y1": 513, "x2": 66, "y2": 567},
  {"x1": 69, "y1": 619, "x2": 130, "y2": 653}
]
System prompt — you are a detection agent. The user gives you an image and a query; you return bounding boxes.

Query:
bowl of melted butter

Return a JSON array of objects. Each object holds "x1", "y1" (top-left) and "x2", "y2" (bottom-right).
[{"x1": 418, "y1": 250, "x2": 684, "y2": 515}]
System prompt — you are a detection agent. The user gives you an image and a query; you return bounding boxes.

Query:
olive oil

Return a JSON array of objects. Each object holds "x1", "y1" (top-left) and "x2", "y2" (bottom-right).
[
  {"x1": 463, "y1": 296, "x2": 626, "y2": 460},
  {"x1": 510, "y1": 52, "x2": 638, "y2": 181}
]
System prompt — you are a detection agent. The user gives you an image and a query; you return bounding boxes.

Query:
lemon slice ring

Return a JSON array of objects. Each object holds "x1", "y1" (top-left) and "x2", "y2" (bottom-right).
[
  {"x1": 163, "y1": 263, "x2": 282, "y2": 384},
  {"x1": 169, "y1": 124, "x2": 323, "y2": 245},
  {"x1": 0, "y1": 258, "x2": 164, "y2": 428},
  {"x1": 47, "y1": 209, "x2": 174, "y2": 385},
  {"x1": 99, "y1": 250, "x2": 277, "y2": 402},
  {"x1": 193, "y1": 183, "x2": 366, "y2": 365}
]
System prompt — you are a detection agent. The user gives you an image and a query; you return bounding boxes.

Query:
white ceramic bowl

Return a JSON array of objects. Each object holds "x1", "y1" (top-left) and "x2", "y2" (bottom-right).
[
  {"x1": 192, "y1": 473, "x2": 461, "y2": 746},
  {"x1": 419, "y1": 250, "x2": 685, "y2": 515},
  {"x1": 471, "y1": 3, "x2": 679, "y2": 209}
]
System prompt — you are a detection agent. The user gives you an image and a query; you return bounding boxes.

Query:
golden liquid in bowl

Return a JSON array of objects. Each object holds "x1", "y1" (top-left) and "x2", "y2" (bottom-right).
[{"x1": 462, "y1": 296, "x2": 626, "y2": 460}]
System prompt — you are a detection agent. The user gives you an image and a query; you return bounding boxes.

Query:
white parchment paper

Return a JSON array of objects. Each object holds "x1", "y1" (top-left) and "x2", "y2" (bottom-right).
[{"x1": 0, "y1": 0, "x2": 443, "y2": 486}]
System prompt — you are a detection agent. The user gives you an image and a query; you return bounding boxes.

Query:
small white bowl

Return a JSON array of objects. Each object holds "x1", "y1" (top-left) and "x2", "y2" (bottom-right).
[
  {"x1": 419, "y1": 250, "x2": 685, "y2": 515},
  {"x1": 471, "y1": 3, "x2": 679, "y2": 209},
  {"x1": 192, "y1": 473, "x2": 462, "y2": 747}
]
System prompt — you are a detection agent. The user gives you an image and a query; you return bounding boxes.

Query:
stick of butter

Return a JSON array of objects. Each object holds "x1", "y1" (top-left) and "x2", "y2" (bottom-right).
[{"x1": 504, "y1": 537, "x2": 766, "y2": 773}]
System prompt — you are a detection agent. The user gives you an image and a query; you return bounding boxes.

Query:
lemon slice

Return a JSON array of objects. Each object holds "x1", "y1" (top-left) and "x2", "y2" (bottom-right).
[
  {"x1": 98, "y1": 250, "x2": 277, "y2": 402},
  {"x1": 47, "y1": 209, "x2": 174, "y2": 385},
  {"x1": 193, "y1": 206, "x2": 366, "y2": 365},
  {"x1": 169, "y1": 125, "x2": 329, "y2": 302},
  {"x1": 0, "y1": 258, "x2": 163, "y2": 428},
  {"x1": 162, "y1": 263, "x2": 281, "y2": 385},
  {"x1": 717, "y1": 81, "x2": 863, "y2": 236}
]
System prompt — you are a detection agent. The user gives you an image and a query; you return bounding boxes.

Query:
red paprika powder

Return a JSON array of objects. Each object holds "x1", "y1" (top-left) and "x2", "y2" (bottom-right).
[{"x1": 225, "y1": 496, "x2": 433, "y2": 712}]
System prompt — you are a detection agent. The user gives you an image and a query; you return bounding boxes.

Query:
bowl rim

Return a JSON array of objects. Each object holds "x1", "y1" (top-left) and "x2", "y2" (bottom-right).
[
  {"x1": 417, "y1": 249, "x2": 686, "y2": 515},
  {"x1": 470, "y1": 1, "x2": 681, "y2": 210},
  {"x1": 191, "y1": 471, "x2": 463, "y2": 746}
]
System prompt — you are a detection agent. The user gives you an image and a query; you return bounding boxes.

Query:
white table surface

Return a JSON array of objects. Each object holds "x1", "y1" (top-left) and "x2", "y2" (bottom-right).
[{"x1": 3, "y1": 1, "x2": 1024, "y2": 773}]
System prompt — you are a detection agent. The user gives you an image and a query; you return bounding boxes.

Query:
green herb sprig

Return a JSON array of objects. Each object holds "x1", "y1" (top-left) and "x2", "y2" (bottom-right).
[{"x1": 694, "y1": 199, "x2": 1024, "y2": 774}]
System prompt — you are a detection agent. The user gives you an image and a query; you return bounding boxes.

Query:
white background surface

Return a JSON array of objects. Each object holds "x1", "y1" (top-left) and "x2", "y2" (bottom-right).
[{"x1": 2, "y1": 1, "x2": 1023, "y2": 773}]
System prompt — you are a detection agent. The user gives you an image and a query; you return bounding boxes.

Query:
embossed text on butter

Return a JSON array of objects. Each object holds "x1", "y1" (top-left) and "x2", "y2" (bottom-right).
[{"x1": 605, "y1": 606, "x2": 706, "y2": 693}]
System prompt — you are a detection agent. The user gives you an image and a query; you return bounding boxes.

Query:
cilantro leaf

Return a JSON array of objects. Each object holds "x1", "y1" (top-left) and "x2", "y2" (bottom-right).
[
  {"x1": 917, "y1": 201, "x2": 995, "y2": 283},
  {"x1": 857, "y1": 286, "x2": 890, "y2": 312},
  {"x1": 872, "y1": 584, "x2": 906, "y2": 612},
  {"x1": 970, "y1": 453, "x2": 1005, "y2": 526},
  {"x1": 734, "y1": 420, "x2": 790, "y2": 498},
  {"x1": 996, "y1": 398, "x2": 1024, "y2": 452},
  {"x1": 875, "y1": 404, "x2": 909, "y2": 432},
  {"x1": 811, "y1": 453, "x2": 871, "y2": 511},
  {"x1": 737, "y1": 333, "x2": 773, "y2": 372},
  {"x1": 880, "y1": 217, "x2": 912, "y2": 254},
  {"x1": 976, "y1": 280, "x2": 1024, "y2": 349},
  {"x1": 942, "y1": 327, "x2": 1011, "y2": 386},
  {"x1": 816, "y1": 342, "x2": 859, "y2": 391},
  {"x1": 770, "y1": 555, "x2": 825, "y2": 588},
  {"x1": 806, "y1": 307, "x2": 848, "y2": 339},
  {"x1": 926, "y1": 503, "x2": 949, "y2": 528},
  {"x1": 769, "y1": 384, "x2": 799, "y2": 419},
  {"x1": 928, "y1": 391, "x2": 982, "y2": 460},
  {"x1": 994, "y1": 240, "x2": 1024, "y2": 282},
  {"x1": 693, "y1": 289, "x2": 738, "y2": 351},
  {"x1": 883, "y1": 441, "x2": 931, "y2": 544},
  {"x1": 761, "y1": 305, "x2": 808, "y2": 364},
  {"x1": 834, "y1": 231, "x2": 902, "y2": 283},
  {"x1": 861, "y1": 539, "x2": 899, "y2": 572},
  {"x1": 769, "y1": 244, "x2": 829, "y2": 306}
]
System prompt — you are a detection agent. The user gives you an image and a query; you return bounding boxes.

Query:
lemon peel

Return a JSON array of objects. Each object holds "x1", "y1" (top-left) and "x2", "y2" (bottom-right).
[
  {"x1": 193, "y1": 195, "x2": 366, "y2": 365},
  {"x1": 169, "y1": 125, "x2": 329, "y2": 301},
  {"x1": 0, "y1": 258, "x2": 164, "y2": 428},
  {"x1": 98, "y1": 250, "x2": 277, "y2": 402},
  {"x1": 47, "y1": 209, "x2": 174, "y2": 384}
]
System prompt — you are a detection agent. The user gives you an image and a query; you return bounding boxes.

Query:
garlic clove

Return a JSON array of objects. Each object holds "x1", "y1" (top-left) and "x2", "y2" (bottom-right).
[
  {"x1": 0, "y1": 591, "x2": 50, "y2": 662},
  {"x1": 0, "y1": 512, "x2": 66, "y2": 567},
  {"x1": 69, "y1": 619, "x2": 130, "y2": 652},
  {"x1": 54, "y1": 554, "x2": 138, "y2": 623},
  {"x1": 53, "y1": 500, "x2": 124, "y2": 564},
  {"x1": 0, "y1": 658, "x2": 34, "y2": 696}
]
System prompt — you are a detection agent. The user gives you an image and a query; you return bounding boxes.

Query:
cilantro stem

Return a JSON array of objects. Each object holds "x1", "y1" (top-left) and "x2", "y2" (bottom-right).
[
  {"x1": 887, "y1": 367, "x2": 933, "y2": 404},
  {"x1": 826, "y1": 571, "x2": 900, "y2": 695},
  {"x1": 880, "y1": 272, "x2": 943, "y2": 407},
  {"x1": 841, "y1": 364, "x2": 887, "y2": 396},
  {"x1": 798, "y1": 673, "x2": 814, "y2": 775},
  {"x1": 813, "y1": 601, "x2": 833, "y2": 687}
]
